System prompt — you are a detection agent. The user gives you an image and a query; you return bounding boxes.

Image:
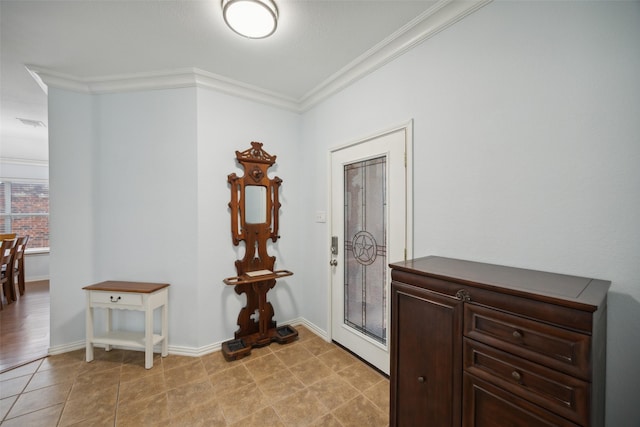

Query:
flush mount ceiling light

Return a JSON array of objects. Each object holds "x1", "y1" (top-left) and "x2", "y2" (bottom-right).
[{"x1": 222, "y1": 0, "x2": 278, "y2": 39}]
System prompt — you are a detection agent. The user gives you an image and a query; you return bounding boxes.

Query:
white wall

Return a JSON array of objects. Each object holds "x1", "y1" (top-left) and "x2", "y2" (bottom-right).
[
  {"x1": 92, "y1": 88, "x2": 200, "y2": 348},
  {"x1": 48, "y1": 85, "x2": 302, "y2": 352},
  {"x1": 24, "y1": 252, "x2": 49, "y2": 281},
  {"x1": 48, "y1": 88, "x2": 95, "y2": 348},
  {"x1": 301, "y1": 2, "x2": 640, "y2": 425},
  {"x1": 0, "y1": 160, "x2": 48, "y2": 181},
  {"x1": 195, "y1": 88, "x2": 302, "y2": 348}
]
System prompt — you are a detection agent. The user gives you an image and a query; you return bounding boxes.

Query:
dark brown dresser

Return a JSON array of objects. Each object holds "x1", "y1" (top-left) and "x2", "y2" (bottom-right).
[{"x1": 389, "y1": 256, "x2": 610, "y2": 427}]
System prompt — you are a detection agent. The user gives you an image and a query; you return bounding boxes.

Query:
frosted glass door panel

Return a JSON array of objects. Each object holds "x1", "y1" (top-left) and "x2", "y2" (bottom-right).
[{"x1": 343, "y1": 157, "x2": 387, "y2": 344}]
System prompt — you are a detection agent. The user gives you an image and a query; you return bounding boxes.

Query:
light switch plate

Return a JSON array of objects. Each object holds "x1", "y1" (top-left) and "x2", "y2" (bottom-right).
[{"x1": 315, "y1": 211, "x2": 327, "y2": 223}]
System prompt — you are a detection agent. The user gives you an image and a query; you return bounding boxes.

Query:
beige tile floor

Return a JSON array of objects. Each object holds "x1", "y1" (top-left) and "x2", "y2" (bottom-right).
[{"x1": 0, "y1": 326, "x2": 389, "y2": 426}]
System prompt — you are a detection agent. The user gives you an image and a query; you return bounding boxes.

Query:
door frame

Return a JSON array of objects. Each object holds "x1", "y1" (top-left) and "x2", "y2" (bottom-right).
[{"x1": 326, "y1": 120, "x2": 414, "y2": 356}]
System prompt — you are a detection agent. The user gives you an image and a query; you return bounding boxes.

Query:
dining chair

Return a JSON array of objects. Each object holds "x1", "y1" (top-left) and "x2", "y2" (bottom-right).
[
  {"x1": 0, "y1": 238, "x2": 17, "y2": 309},
  {"x1": 12, "y1": 235, "x2": 30, "y2": 297}
]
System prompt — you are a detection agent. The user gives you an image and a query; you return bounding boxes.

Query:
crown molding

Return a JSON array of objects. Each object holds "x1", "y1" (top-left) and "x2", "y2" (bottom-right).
[
  {"x1": 192, "y1": 69, "x2": 299, "y2": 111},
  {"x1": 0, "y1": 157, "x2": 49, "y2": 167},
  {"x1": 298, "y1": 0, "x2": 492, "y2": 111},
  {"x1": 27, "y1": 0, "x2": 490, "y2": 113},
  {"x1": 26, "y1": 66, "x2": 301, "y2": 112}
]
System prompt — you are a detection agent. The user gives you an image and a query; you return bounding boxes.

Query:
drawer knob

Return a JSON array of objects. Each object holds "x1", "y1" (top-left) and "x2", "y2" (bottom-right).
[
  {"x1": 511, "y1": 370, "x2": 522, "y2": 381},
  {"x1": 417, "y1": 376, "x2": 426, "y2": 383},
  {"x1": 512, "y1": 330, "x2": 523, "y2": 339},
  {"x1": 110, "y1": 296, "x2": 122, "y2": 303}
]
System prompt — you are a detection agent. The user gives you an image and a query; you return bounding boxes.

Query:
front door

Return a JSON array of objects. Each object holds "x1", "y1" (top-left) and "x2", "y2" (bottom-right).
[{"x1": 330, "y1": 125, "x2": 411, "y2": 374}]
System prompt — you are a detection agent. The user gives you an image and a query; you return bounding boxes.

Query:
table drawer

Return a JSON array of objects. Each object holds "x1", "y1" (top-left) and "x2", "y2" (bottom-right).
[
  {"x1": 90, "y1": 291, "x2": 142, "y2": 306},
  {"x1": 464, "y1": 338, "x2": 589, "y2": 425},
  {"x1": 464, "y1": 304, "x2": 590, "y2": 379}
]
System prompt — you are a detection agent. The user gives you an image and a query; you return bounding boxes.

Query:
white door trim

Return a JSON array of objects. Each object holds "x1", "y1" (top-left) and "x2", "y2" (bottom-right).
[{"x1": 326, "y1": 119, "x2": 414, "y2": 350}]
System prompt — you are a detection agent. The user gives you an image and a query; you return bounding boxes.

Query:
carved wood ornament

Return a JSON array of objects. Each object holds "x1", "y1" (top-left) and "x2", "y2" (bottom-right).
[{"x1": 222, "y1": 142, "x2": 297, "y2": 361}]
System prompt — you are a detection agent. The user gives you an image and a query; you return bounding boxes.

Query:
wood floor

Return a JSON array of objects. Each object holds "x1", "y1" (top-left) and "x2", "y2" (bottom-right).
[{"x1": 0, "y1": 280, "x2": 50, "y2": 373}]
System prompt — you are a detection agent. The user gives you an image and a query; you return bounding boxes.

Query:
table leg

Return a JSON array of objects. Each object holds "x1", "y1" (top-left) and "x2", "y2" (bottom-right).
[
  {"x1": 85, "y1": 293, "x2": 94, "y2": 362},
  {"x1": 145, "y1": 299, "x2": 153, "y2": 369},
  {"x1": 105, "y1": 308, "x2": 112, "y2": 352},
  {"x1": 161, "y1": 296, "x2": 168, "y2": 357}
]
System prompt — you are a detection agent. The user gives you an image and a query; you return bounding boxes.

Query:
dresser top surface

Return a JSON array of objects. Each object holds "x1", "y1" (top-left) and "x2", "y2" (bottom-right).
[{"x1": 390, "y1": 256, "x2": 610, "y2": 310}]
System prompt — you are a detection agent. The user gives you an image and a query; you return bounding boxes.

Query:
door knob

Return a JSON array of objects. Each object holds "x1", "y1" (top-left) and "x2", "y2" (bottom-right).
[{"x1": 330, "y1": 259, "x2": 338, "y2": 266}]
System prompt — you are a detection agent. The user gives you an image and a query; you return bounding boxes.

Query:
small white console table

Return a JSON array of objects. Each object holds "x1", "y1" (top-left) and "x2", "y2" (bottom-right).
[{"x1": 84, "y1": 281, "x2": 169, "y2": 369}]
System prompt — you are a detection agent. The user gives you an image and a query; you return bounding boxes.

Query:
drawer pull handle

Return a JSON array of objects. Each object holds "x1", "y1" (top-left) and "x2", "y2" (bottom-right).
[
  {"x1": 511, "y1": 370, "x2": 522, "y2": 381},
  {"x1": 110, "y1": 296, "x2": 122, "y2": 303},
  {"x1": 512, "y1": 330, "x2": 523, "y2": 339},
  {"x1": 417, "y1": 376, "x2": 426, "y2": 383}
]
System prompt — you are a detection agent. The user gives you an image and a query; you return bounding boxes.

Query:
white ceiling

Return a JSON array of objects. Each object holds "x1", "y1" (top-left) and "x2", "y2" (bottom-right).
[{"x1": 0, "y1": 0, "x2": 488, "y2": 162}]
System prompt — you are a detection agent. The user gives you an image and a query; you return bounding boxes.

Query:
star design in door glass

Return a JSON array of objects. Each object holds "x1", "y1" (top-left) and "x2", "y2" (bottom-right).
[{"x1": 352, "y1": 231, "x2": 377, "y2": 265}]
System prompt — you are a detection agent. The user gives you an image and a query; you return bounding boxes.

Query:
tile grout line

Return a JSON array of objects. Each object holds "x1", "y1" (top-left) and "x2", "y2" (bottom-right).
[
  {"x1": 55, "y1": 367, "x2": 76, "y2": 427},
  {"x1": 110, "y1": 363, "x2": 122, "y2": 427},
  {"x1": 2, "y1": 330, "x2": 389, "y2": 426},
  {"x1": 0, "y1": 358, "x2": 43, "y2": 424}
]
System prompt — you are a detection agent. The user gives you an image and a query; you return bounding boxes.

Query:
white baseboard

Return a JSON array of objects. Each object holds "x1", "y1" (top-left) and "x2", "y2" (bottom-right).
[
  {"x1": 50, "y1": 341, "x2": 221, "y2": 357},
  {"x1": 168, "y1": 342, "x2": 222, "y2": 357},
  {"x1": 48, "y1": 340, "x2": 85, "y2": 356},
  {"x1": 26, "y1": 276, "x2": 50, "y2": 282},
  {"x1": 288, "y1": 317, "x2": 329, "y2": 341},
  {"x1": 48, "y1": 318, "x2": 327, "y2": 358}
]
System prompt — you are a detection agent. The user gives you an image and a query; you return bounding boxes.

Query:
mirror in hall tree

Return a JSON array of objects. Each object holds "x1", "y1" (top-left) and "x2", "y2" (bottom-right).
[
  {"x1": 222, "y1": 141, "x2": 297, "y2": 361},
  {"x1": 244, "y1": 185, "x2": 267, "y2": 224}
]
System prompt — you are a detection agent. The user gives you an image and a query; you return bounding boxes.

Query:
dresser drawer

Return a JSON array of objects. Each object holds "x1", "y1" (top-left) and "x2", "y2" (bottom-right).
[
  {"x1": 90, "y1": 291, "x2": 143, "y2": 306},
  {"x1": 464, "y1": 338, "x2": 589, "y2": 425},
  {"x1": 464, "y1": 304, "x2": 591, "y2": 379},
  {"x1": 463, "y1": 373, "x2": 582, "y2": 427}
]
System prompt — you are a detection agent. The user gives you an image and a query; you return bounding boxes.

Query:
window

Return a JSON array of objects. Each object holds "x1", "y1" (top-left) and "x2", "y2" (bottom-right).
[{"x1": 0, "y1": 180, "x2": 49, "y2": 249}]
